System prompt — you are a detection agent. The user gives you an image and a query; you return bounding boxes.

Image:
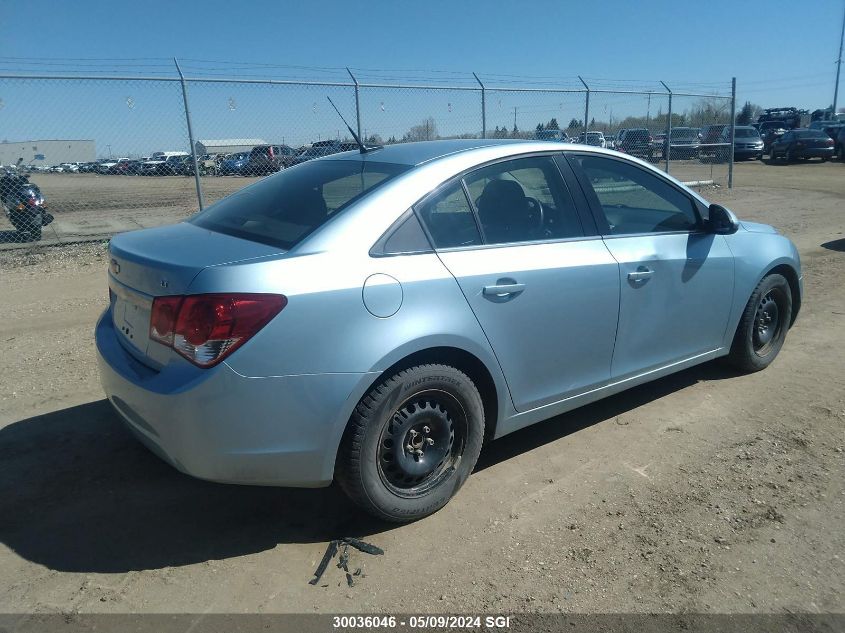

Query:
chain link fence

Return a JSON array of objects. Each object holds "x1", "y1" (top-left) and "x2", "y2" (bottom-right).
[{"x1": 0, "y1": 70, "x2": 735, "y2": 248}]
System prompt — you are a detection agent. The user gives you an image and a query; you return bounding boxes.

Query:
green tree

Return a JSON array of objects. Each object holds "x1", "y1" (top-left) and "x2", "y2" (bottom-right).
[
  {"x1": 567, "y1": 118, "x2": 581, "y2": 130},
  {"x1": 547, "y1": 118, "x2": 559, "y2": 130},
  {"x1": 736, "y1": 101, "x2": 763, "y2": 126}
]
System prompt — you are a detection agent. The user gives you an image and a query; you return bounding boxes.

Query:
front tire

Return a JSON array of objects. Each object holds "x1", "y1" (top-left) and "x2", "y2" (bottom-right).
[
  {"x1": 728, "y1": 274, "x2": 792, "y2": 373},
  {"x1": 336, "y1": 364, "x2": 485, "y2": 523}
]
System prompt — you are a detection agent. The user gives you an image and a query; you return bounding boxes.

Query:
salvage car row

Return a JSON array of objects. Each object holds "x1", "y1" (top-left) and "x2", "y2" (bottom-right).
[{"x1": 19, "y1": 140, "x2": 361, "y2": 177}]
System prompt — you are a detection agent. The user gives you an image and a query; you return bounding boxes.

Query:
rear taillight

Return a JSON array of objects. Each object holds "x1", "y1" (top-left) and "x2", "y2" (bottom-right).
[{"x1": 150, "y1": 293, "x2": 286, "y2": 367}]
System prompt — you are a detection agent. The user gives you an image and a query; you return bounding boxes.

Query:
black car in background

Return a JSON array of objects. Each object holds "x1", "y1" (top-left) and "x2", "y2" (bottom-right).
[
  {"x1": 615, "y1": 128, "x2": 652, "y2": 159},
  {"x1": 836, "y1": 127, "x2": 845, "y2": 160},
  {"x1": 699, "y1": 124, "x2": 729, "y2": 162},
  {"x1": 768, "y1": 129, "x2": 834, "y2": 162},
  {"x1": 758, "y1": 121, "x2": 788, "y2": 155}
]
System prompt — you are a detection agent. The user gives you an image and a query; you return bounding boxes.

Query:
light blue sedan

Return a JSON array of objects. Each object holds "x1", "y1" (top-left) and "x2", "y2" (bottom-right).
[{"x1": 96, "y1": 139, "x2": 802, "y2": 522}]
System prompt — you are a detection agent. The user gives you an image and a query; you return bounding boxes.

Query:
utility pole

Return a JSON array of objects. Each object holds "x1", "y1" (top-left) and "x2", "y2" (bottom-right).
[
  {"x1": 513, "y1": 106, "x2": 517, "y2": 130},
  {"x1": 834, "y1": 2, "x2": 845, "y2": 115}
]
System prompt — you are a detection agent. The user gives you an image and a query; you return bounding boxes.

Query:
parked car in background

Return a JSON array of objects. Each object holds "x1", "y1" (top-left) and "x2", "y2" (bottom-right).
[
  {"x1": 768, "y1": 129, "x2": 834, "y2": 162},
  {"x1": 835, "y1": 127, "x2": 845, "y2": 160},
  {"x1": 244, "y1": 145, "x2": 299, "y2": 176},
  {"x1": 220, "y1": 152, "x2": 250, "y2": 175},
  {"x1": 140, "y1": 151, "x2": 190, "y2": 176},
  {"x1": 97, "y1": 159, "x2": 124, "y2": 174},
  {"x1": 665, "y1": 127, "x2": 701, "y2": 160},
  {"x1": 729, "y1": 126, "x2": 764, "y2": 160},
  {"x1": 108, "y1": 158, "x2": 134, "y2": 175},
  {"x1": 758, "y1": 121, "x2": 788, "y2": 155},
  {"x1": 573, "y1": 131, "x2": 607, "y2": 148},
  {"x1": 615, "y1": 128, "x2": 652, "y2": 159},
  {"x1": 807, "y1": 120, "x2": 838, "y2": 131},
  {"x1": 289, "y1": 140, "x2": 350, "y2": 166},
  {"x1": 96, "y1": 139, "x2": 802, "y2": 522},
  {"x1": 699, "y1": 124, "x2": 730, "y2": 161},
  {"x1": 757, "y1": 107, "x2": 803, "y2": 130},
  {"x1": 535, "y1": 129, "x2": 569, "y2": 142},
  {"x1": 819, "y1": 123, "x2": 845, "y2": 147},
  {"x1": 78, "y1": 162, "x2": 98, "y2": 173}
]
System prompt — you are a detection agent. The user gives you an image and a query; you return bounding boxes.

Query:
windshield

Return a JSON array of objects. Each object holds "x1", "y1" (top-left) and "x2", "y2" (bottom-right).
[
  {"x1": 671, "y1": 128, "x2": 698, "y2": 140},
  {"x1": 735, "y1": 128, "x2": 760, "y2": 138},
  {"x1": 191, "y1": 160, "x2": 409, "y2": 249}
]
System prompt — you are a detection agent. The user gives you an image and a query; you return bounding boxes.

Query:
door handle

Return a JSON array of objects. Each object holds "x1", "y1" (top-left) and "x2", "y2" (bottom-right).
[
  {"x1": 627, "y1": 268, "x2": 654, "y2": 281},
  {"x1": 483, "y1": 282, "x2": 526, "y2": 297}
]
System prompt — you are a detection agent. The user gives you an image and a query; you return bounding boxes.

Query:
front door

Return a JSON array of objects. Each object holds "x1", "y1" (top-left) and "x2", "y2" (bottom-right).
[{"x1": 567, "y1": 152, "x2": 734, "y2": 379}]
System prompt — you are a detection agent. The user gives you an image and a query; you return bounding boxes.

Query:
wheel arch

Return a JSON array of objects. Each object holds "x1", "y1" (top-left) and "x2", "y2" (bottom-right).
[
  {"x1": 764, "y1": 263, "x2": 801, "y2": 326},
  {"x1": 330, "y1": 345, "x2": 506, "y2": 481}
]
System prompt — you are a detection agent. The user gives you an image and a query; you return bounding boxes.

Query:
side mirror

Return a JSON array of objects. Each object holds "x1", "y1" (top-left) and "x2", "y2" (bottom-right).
[{"x1": 707, "y1": 203, "x2": 740, "y2": 235}]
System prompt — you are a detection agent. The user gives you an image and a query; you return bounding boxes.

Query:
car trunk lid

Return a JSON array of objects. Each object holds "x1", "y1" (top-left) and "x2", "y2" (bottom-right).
[{"x1": 108, "y1": 222, "x2": 285, "y2": 368}]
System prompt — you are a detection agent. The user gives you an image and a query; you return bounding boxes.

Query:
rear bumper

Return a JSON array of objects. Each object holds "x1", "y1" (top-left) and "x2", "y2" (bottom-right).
[{"x1": 96, "y1": 308, "x2": 372, "y2": 487}]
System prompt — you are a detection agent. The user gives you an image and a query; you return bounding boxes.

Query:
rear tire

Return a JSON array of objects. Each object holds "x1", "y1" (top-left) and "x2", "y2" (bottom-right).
[
  {"x1": 728, "y1": 274, "x2": 792, "y2": 373},
  {"x1": 336, "y1": 364, "x2": 485, "y2": 523}
]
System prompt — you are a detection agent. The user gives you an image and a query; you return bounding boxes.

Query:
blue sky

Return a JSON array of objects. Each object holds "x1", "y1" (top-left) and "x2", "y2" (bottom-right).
[{"x1": 1, "y1": 0, "x2": 843, "y2": 157}]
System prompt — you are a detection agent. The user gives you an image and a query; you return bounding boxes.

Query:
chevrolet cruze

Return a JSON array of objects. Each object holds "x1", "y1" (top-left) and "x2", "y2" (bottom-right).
[{"x1": 97, "y1": 139, "x2": 802, "y2": 522}]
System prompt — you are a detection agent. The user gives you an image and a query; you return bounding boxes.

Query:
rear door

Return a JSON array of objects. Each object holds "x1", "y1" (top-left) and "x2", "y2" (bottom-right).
[
  {"x1": 567, "y1": 152, "x2": 734, "y2": 379},
  {"x1": 418, "y1": 154, "x2": 620, "y2": 412}
]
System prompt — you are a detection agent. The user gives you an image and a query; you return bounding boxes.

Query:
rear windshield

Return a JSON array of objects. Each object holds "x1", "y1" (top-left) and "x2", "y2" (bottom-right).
[
  {"x1": 796, "y1": 130, "x2": 829, "y2": 139},
  {"x1": 191, "y1": 159, "x2": 409, "y2": 249}
]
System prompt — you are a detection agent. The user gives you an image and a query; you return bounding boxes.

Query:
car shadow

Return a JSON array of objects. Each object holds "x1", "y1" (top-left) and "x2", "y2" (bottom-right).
[
  {"x1": 0, "y1": 400, "x2": 384, "y2": 573},
  {"x1": 821, "y1": 238, "x2": 845, "y2": 252},
  {"x1": 476, "y1": 360, "x2": 741, "y2": 472},
  {"x1": 0, "y1": 360, "x2": 742, "y2": 574}
]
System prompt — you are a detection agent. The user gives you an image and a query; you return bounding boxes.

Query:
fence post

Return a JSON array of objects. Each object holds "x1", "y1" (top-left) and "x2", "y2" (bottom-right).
[
  {"x1": 728, "y1": 77, "x2": 736, "y2": 189},
  {"x1": 473, "y1": 72, "x2": 486, "y2": 139},
  {"x1": 660, "y1": 81, "x2": 672, "y2": 174},
  {"x1": 578, "y1": 76, "x2": 590, "y2": 140},
  {"x1": 347, "y1": 68, "x2": 363, "y2": 141},
  {"x1": 174, "y1": 58, "x2": 204, "y2": 211}
]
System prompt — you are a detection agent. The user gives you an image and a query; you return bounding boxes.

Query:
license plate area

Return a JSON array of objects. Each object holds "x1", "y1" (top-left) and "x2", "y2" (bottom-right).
[{"x1": 110, "y1": 278, "x2": 152, "y2": 355}]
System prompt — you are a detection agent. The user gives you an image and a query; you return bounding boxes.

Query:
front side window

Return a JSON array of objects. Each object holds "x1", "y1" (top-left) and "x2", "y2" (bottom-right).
[
  {"x1": 191, "y1": 160, "x2": 408, "y2": 249},
  {"x1": 572, "y1": 155, "x2": 699, "y2": 235},
  {"x1": 463, "y1": 156, "x2": 582, "y2": 244}
]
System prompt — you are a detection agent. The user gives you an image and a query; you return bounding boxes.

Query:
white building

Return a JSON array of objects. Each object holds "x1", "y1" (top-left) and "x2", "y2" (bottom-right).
[
  {"x1": 195, "y1": 139, "x2": 267, "y2": 155},
  {"x1": 0, "y1": 139, "x2": 96, "y2": 167}
]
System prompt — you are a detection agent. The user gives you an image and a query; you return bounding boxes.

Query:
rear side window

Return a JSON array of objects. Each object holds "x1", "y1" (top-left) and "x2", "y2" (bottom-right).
[
  {"x1": 464, "y1": 156, "x2": 582, "y2": 244},
  {"x1": 416, "y1": 183, "x2": 482, "y2": 249},
  {"x1": 191, "y1": 160, "x2": 409, "y2": 249}
]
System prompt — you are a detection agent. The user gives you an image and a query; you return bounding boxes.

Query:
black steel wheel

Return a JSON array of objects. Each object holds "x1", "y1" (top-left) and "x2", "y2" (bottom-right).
[
  {"x1": 728, "y1": 273, "x2": 793, "y2": 372},
  {"x1": 336, "y1": 364, "x2": 485, "y2": 523},
  {"x1": 376, "y1": 391, "x2": 466, "y2": 497}
]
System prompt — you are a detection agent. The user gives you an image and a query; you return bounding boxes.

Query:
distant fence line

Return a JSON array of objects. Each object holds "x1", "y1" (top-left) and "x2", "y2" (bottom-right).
[{"x1": 0, "y1": 67, "x2": 736, "y2": 247}]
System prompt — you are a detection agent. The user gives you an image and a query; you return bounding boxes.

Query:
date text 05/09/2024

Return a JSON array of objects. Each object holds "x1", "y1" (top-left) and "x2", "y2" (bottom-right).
[{"x1": 331, "y1": 615, "x2": 512, "y2": 629}]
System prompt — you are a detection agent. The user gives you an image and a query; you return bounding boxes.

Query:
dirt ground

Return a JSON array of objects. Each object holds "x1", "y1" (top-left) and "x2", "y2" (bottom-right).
[{"x1": 0, "y1": 160, "x2": 842, "y2": 616}]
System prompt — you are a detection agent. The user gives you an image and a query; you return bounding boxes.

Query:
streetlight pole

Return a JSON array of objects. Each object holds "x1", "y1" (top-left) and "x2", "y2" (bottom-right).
[{"x1": 834, "y1": 2, "x2": 845, "y2": 115}]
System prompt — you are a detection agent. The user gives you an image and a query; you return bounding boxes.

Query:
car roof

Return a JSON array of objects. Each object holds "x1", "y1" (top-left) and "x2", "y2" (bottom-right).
[{"x1": 330, "y1": 139, "x2": 529, "y2": 166}]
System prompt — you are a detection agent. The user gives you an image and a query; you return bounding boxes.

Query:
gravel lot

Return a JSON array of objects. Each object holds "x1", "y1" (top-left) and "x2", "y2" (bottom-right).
[{"x1": 0, "y1": 160, "x2": 842, "y2": 615}]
